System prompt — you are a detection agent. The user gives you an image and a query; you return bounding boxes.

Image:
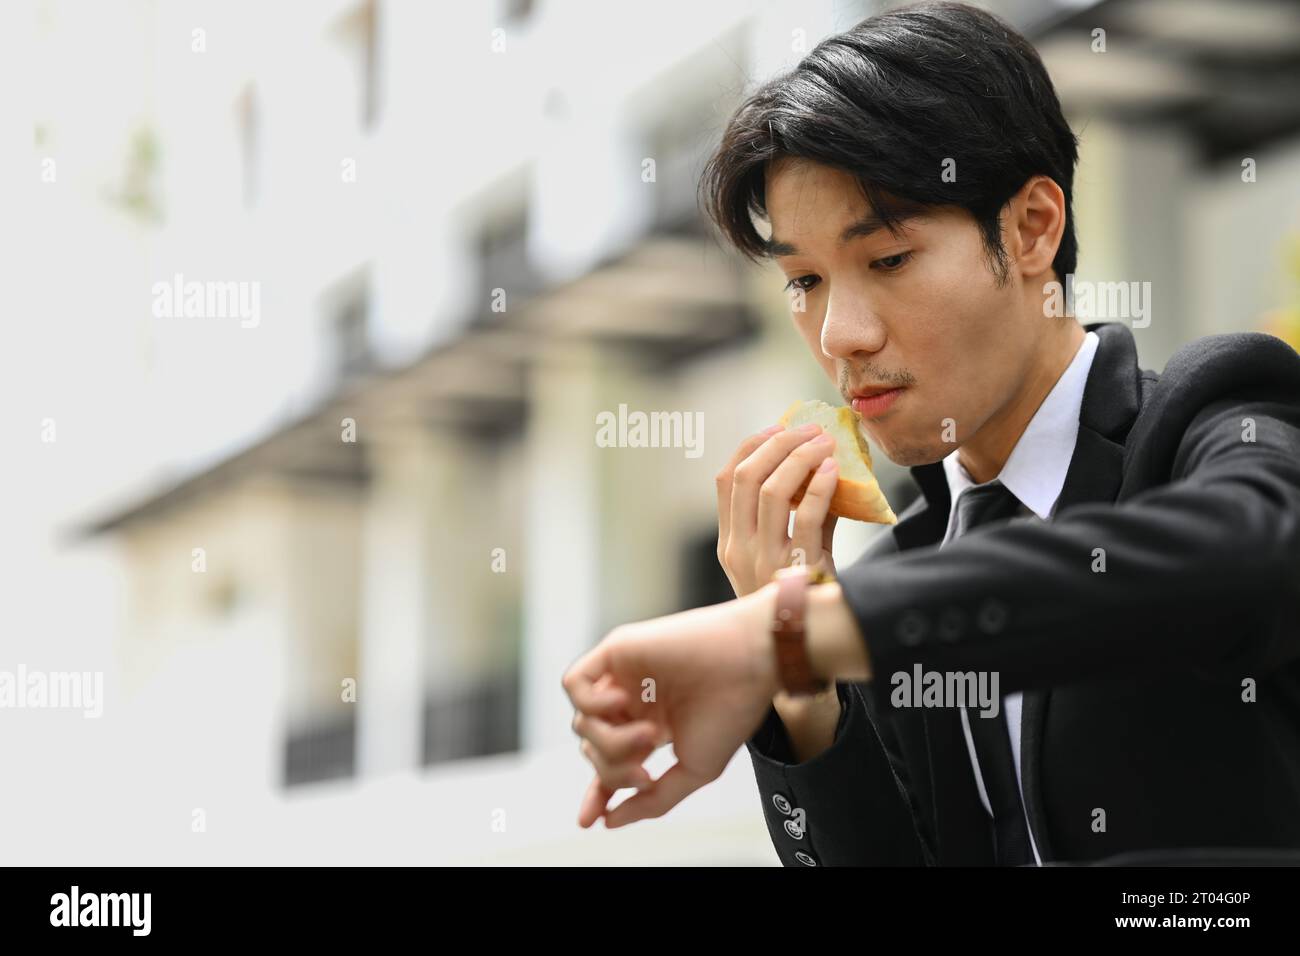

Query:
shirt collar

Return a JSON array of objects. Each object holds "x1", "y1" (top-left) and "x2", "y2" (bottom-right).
[{"x1": 942, "y1": 330, "x2": 1100, "y2": 521}]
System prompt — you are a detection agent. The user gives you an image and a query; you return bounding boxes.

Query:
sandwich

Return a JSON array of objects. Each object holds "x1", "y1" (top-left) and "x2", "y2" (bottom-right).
[{"x1": 779, "y1": 399, "x2": 897, "y2": 525}]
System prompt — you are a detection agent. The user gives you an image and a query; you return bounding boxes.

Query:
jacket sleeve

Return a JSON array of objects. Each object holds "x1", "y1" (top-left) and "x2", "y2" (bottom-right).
[
  {"x1": 836, "y1": 392, "x2": 1300, "y2": 714},
  {"x1": 745, "y1": 680, "x2": 928, "y2": 866}
]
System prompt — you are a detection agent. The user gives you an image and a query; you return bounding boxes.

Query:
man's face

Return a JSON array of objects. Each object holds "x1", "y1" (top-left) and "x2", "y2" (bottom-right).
[{"x1": 765, "y1": 158, "x2": 1038, "y2": 467}]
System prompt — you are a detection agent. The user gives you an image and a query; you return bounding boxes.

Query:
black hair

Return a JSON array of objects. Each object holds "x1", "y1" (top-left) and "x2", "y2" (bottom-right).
[{"x1": 698, "y1": 1, "x2": 1080, "y2": 284}]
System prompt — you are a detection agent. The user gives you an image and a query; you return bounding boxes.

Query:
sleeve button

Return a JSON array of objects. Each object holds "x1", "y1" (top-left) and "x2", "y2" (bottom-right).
[
  {"x1": 896, "y1": 610, "x2": 928, "y2": 646},
  {"x1": 783, "y1": 808, "x2": 807, "y2": 840},
  {"x1": 977, "y1": 599, "x2": 1008, "y2": 633},
  {"x1": 937, "y1": 607, "x2": 964, "y2": 641}
]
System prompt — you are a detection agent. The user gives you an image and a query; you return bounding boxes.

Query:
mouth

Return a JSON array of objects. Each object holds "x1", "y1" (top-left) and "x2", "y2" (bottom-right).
[{"x1": 849, "y1": 386, "x2": 907, "y2": 418}]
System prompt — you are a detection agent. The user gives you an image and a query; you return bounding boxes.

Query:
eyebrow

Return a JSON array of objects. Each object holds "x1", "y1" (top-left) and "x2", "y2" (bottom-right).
[{"x1": 764, "y1": 211, "x2": 919, "y2": 259}]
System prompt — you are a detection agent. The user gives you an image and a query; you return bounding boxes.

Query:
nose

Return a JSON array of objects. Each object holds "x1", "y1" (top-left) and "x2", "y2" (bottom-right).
[{"x1": 819, "y1": 286, "x2": 887, "y2": 360}]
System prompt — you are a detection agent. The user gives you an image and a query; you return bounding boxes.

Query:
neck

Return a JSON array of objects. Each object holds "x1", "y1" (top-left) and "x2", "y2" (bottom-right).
[{"x1": 958, "y1": 319, "x2": 1085, "y2": 485}]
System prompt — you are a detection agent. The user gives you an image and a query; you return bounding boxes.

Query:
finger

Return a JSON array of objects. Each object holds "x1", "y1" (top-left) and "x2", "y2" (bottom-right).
[
  {"x1": 578, "y1": 776, "x2": 615, "y2": 829},
  {"x1": 603, "y1": 763, "x2": 706, "y2": 828},
  {"x1": 716, "y1": 426, "x2": 782, "y2": 547},
  {"x1": 562, "y1": 644, "x2": 631, "y2": 717},
  {"x1": 822, "y1": 511, "x2": 839, "y2": 553},
  {"x1": 573, "y1": 714, "x2": 659, "y2": 763},
  {"x1": 581, "y1": 738, "x2": 654, "y2": 792},
  {"x1": 730, "y1": 424, "x2": 823, "y2": 542},
  {"x1": 791, "y1": 455, "x2": 839, "y2": 566},
  {"x1": 591, "y1": 674, "x2": 635, "y2": 724},
  {"x1": 756, "y1": 433, "x2": 836, "y2": 554}
]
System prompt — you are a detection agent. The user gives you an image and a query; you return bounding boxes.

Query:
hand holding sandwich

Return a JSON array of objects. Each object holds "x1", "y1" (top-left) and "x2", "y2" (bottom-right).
[
  {"x1": 716, "y1": 400, "x2": 896, "y2": 598},
  {"x1": 715, "y1": 421, "x2": 842, "y2": 598}
]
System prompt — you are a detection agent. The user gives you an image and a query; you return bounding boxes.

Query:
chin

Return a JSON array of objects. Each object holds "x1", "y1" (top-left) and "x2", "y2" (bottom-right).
[{"x1": 872, "y1": 434, "x2": 951, "y2": 468}]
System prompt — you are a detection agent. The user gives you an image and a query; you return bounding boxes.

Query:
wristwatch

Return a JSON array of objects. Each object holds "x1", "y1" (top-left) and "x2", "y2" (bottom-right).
[{"x1": 771, "y1": 564, "x2": 834, "y2": 696}]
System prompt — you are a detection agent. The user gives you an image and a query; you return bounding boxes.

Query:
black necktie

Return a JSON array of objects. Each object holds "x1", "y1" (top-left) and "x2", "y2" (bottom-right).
[{"x1": 950, "y1": 479, "x2": 1036, "y2": 866}]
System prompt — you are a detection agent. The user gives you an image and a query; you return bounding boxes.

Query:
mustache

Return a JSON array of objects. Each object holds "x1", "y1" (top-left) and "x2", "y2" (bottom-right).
[{"x1": 839, "y1": 366, "x2": 916, "y2": 399}]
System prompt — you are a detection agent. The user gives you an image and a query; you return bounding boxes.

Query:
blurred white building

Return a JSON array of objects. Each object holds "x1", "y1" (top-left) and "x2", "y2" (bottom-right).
[{"x1": 7, "y1": 0, "x2": 1299, "y2": 865}]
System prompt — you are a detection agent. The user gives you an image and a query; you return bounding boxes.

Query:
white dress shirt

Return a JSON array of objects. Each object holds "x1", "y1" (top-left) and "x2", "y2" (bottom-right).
[{"x1": 939, "y1": 329, "x2": 1099, "y2": 866}]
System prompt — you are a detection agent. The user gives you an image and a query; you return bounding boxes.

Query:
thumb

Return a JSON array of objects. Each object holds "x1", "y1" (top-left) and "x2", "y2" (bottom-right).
[{"x1": 603, "y1": 763, "x2": 706, "y2": 828}]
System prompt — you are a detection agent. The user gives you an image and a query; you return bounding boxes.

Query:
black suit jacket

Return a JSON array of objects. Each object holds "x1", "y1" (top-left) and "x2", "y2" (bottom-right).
[{"x1": 746, "y1": 321, "x2": 1300, "y2": 866}]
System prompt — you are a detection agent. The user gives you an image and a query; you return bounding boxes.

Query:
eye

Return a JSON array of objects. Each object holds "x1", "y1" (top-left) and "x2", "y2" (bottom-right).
[
  {"x1": 871, "y1": 251, "x2": 913, "y2": 272},
  {"x1": 783, "y1": 274, "x2": 820, "y2": 293}
]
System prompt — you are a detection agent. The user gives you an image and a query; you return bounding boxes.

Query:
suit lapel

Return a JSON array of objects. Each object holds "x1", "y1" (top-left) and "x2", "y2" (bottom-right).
[{"x1": 1018, "y1": 321, "x2": 1143, "y2": 862}]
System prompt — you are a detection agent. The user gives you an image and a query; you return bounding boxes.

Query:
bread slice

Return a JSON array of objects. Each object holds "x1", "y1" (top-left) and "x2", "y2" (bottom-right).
[{"x1": 779, "y1": 399, "x2": 897, "y2": 524}]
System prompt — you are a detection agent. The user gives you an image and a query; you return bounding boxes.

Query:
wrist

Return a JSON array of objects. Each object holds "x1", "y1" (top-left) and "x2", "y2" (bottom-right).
[
  {"x1": 806, "y1": 581, "x2": 872, "y2": 682},
  {"x1": 743, "y1": 577, "x2": 873, "y2": 696}
]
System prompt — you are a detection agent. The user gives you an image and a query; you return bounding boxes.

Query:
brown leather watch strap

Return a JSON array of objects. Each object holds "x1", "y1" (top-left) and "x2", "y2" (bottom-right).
[{"x1": 771, "y1": 565, "x2": 832, "y2": 696}]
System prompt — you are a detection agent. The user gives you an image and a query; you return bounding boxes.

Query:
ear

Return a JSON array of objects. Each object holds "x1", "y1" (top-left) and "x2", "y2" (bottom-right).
[{"x1": 1007, "y1": 175, "x2": 1066, "y2": 281}]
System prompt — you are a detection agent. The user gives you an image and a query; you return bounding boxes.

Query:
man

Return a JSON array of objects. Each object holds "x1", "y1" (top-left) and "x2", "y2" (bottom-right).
[{"x1": 562, "y1": 1, "x2": 1300, "y2": 865}]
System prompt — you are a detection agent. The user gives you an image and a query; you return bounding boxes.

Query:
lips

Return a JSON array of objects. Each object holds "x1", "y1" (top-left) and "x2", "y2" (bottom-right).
[
  {"x1": 850, "y1": 385, "x2": 900, "y2": 399},
  {"x1": 850, "y1": 386, "x2": 906, "y2": 418}
]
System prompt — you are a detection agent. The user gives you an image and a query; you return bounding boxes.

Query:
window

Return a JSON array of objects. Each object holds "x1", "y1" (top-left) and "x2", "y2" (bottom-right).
[
  {"x1": 422, "y1": 672, "x2": 521, "y2": 765},
  {"x1": 284, "y1": 714, "x2": 356, "y2": 786},
  {"x1": 680, "y1": 528, "x2": 736, "y2": 612}
]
